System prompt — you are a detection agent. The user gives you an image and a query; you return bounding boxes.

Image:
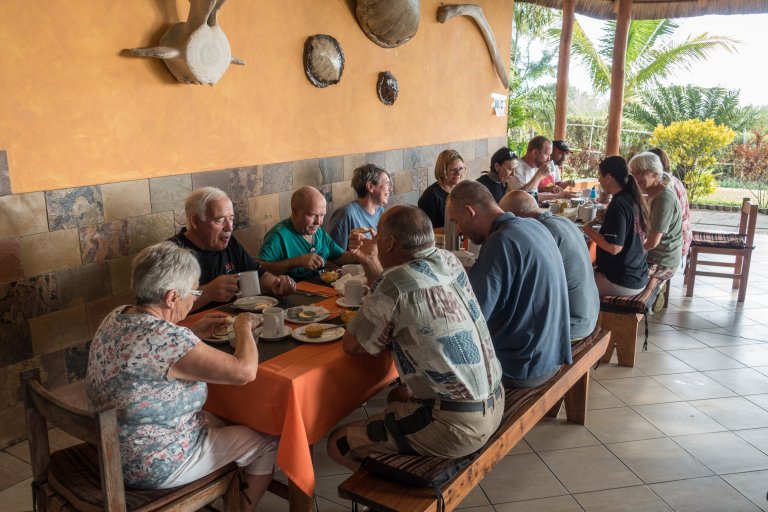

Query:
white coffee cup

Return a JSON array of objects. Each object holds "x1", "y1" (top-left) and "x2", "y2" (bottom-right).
[
  {"x1": 578, "y1": 204, "x2": 597, "y2": 223},
  {"x1": 344, "y1": 280, "x2": 369, "y2": 306},
  {"x1": 238, "y1": 270, "x2": 261, "y2": 297},
  {"x1": 342, "y1": 264, "x2": 364, "y2": 277},
  {"x1": 262, "y1": 307, "x2": 285, "y2": 338}
]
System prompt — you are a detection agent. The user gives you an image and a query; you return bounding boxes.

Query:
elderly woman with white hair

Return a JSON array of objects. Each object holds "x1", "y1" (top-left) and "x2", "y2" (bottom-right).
[
  {"x1": 86, "y1": 242, "x2": 277, "y2": 510},
  {"x1": 629, "y1": 151, "x2": 683, "y2": 279}
]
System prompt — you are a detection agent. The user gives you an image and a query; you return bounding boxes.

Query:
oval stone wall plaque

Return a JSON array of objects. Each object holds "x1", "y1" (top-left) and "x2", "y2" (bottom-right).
[
  {"x1": 303, "y1": 34, "x2": 345, "y2": 88},
  {"x1": 356, "y1": 0, "x2": 420, "y2": 48},
  {"x1": 377, "y1": 71, "x2": 398, "y2": 106}
]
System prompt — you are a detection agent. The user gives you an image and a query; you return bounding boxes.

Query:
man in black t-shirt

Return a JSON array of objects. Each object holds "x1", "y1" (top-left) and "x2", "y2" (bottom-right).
[{"x1": 169, "y1": 187, "x2": 295, "y2": 311}]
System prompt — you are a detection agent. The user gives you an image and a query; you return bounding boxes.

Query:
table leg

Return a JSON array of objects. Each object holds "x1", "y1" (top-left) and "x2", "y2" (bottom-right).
[
  {"x1": 288, "y1": 480, "x2": 314, "y2": 512},
  {"x1": 288, "y1": 443, "x2": 315, "y2": 512}
]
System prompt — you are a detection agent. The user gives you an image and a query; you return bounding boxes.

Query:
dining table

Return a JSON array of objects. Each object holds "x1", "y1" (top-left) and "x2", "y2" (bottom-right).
[{"x1": 182, "y1": 279, "x2": 398, "y2": 512}]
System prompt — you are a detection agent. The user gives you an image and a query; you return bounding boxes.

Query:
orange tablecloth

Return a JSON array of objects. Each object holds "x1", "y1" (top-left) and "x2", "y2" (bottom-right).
[{"x1": 190, "y1": 282, "x2": 398, "y2": 497}]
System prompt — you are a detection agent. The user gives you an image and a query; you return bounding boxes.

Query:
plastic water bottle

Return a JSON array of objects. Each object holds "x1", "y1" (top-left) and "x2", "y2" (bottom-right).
[{"x1": 589, "y1": 186, "x2": 598, "y2": 204}]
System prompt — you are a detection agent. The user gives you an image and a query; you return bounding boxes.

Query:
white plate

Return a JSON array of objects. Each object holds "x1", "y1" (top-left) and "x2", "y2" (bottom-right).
[
  {"x1": 292, "y1": 323, "x2": 345, "y2": 343},
  {"x1": 204, "y1": 316, "x2": 262, "y2": 344},
  {"x1": 336, "y1": 297, "x2": 362, "y2": 308},
  {"x1": 233, "y1": 296, "x2": 279, "y2": 312},
  {"x1": 286, "y1": 306, "x2": 330, "y2": 323},
  {"x1": 259, "y1": 326, "x2": 293, "y2": 341}
]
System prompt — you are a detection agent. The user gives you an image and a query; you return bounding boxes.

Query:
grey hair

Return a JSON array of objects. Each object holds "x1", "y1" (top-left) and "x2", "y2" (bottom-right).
[
  {"x1": 380, "y1": 205, "x2": 434, "y2": 253},
  {"x1": 629, "y1": 152, "x2": 664, "y2": 180},
  {"x1": 185, "y1": 187, "x2": 230, "y2": 223},
  {"x1": 132, "y1": 242, "x2": 201, "y2": 306},
  {"x1": 352, "y1": 163, "x2": 390, "y2": 198}
]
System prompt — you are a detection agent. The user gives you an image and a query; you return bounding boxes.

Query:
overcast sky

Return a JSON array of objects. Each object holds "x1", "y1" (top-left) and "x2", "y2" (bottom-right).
[{"x1": 569, "y1": 13, "x2": 767, "y2": 107}]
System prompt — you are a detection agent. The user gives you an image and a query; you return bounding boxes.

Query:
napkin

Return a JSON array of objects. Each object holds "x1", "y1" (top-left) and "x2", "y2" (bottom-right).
[{"x1": 332, "y1": 273, "x2": 367, "y2": 293}]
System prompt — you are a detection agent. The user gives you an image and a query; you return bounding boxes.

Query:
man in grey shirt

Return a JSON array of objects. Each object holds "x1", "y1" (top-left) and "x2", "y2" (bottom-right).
[{"x1": 501, "y1": 191, "x2": 599, "y2": 340}]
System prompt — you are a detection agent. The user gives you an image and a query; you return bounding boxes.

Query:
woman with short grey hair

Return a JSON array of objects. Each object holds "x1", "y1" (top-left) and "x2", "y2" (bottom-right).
[
  {"x1": 629, "y1": 152, "x2": 683, "y2": 279},
  {"x1": 86, "y1": 242, "x2": 277, "y2": 509},
  {"x1": 327, "y1": 163, "x2": 392, "y2": 250}
]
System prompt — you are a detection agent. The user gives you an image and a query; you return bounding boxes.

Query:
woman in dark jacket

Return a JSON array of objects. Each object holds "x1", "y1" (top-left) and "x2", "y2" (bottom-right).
[{"x1": 477, "y1": 147, "x2": 518, "y2": 203}]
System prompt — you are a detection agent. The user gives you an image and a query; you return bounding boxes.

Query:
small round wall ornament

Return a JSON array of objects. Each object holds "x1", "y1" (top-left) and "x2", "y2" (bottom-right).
[
  {"x1": 303, "y1": 34, "x2": 345, "y2": 88},
  {"x1": 377, "y1": 71, "x2": 398, "y2": 106}
]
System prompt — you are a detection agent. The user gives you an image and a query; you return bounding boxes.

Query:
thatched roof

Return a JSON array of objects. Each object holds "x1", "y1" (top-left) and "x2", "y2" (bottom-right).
[{"x1": 516, "y1": 0, "x2": 768, "y2": 20}]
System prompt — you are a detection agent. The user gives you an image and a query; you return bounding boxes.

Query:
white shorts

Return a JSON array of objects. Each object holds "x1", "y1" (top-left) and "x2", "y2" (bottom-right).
[{"x1": 158, "y1": 413, "x2": 278, "y2": 489}]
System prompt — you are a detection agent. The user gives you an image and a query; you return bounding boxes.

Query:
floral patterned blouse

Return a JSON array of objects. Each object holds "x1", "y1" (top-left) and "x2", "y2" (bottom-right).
[{"x1": 86, "y1": 306, "x2": 208, "y2": 489}]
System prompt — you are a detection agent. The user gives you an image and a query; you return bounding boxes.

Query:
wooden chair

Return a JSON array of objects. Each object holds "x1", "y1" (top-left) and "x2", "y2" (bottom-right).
[
  {"x1": 21, "y1": 368, "x2": 240, "y2": 512},
  {"x1": 685, "y1": 197, "x2": 758, "y2": 303}
]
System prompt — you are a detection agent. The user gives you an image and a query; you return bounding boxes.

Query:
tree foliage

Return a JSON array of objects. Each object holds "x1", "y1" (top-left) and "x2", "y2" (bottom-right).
[
  {"x1": 649, "y1": 119, "x2": 736, "y2": 202},
  {"x1": 508, "y1": 4, "x2": 559, "y2": 139},
  {"x1": 624, "y1": 85, "x2": 757, "y2": 132},
  {"x1": 568, "y1": 19, "x2": 737, "y2": 107},
  {"x1": 730, "y1": 132, "x2": 768, "y2": 207}
]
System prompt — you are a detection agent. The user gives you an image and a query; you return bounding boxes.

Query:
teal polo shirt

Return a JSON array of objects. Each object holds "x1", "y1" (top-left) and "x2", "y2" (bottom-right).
[{"x1": 257, "y1": 218, "x2": 345, "y2": 281}]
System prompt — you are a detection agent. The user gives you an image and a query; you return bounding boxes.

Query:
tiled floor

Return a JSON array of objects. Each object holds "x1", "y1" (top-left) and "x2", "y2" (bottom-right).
[{"x1": 3, "y1": 210, "x2": 768, "y2": 511}]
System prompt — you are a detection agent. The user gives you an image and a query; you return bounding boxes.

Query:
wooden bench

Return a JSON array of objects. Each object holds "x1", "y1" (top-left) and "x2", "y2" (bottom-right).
[
  {"x1": 598, "y1": 276, "x2": 666, "y2": 367},
  {"x1": 337, "y1": 328, "x2": 610, "y2": 512}
]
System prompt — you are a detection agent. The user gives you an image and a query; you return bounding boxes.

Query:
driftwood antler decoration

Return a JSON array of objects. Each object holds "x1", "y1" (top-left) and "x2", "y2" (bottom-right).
[
  {"x1": 126, "y1": 0, "x2": 244, "y2": 85},
  {"x1": 437, "y1": 4, "x2": 509, "y2": 89}
]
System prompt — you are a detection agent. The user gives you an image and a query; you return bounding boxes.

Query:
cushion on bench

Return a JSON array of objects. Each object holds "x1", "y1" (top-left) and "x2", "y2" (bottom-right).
[
  {"x1": 356, "y1": 327, "x2": 606, "y2": 507},
  {"x1": 599, "y1": 276, "x2": 664, "y2": 314},
  {"x1": 691, "y1": 231, "x2": 749, "y2": 249}
]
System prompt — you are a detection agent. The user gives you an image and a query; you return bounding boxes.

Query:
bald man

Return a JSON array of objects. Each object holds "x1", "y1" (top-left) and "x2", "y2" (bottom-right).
[
  {"x1": 446, "y1": 181, "x2": 571, "y2": 388},
  {"x1": 500, "y1": 191, "x2": 599, "y2": 340},
  {"x1": 257, "y1": 186, "x2": 368, "y2": 281}
]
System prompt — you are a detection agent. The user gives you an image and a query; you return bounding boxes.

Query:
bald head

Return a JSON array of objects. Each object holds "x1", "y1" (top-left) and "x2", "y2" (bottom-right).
[
  {"x1": 447, "y1": 180, "x2": 499, "y2": 213},
  {"x1": 290, "y1": 186, "x2": 327, "y2": 236},
  {"x1": 500, "y1": 190, "x2": 538, "y2": 217},
  {"x1": 379, "y1": 205, "x2": 434, "y2": 253},
  {"x1": 291, "y1": 186, "x2": 325, "y2": 211}
]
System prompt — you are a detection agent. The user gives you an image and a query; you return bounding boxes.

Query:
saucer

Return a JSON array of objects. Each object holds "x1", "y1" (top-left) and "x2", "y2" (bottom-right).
[
  {"x1": 286, "y1": 306, "x2": 330, "y2": 323},
  {"x1": 292, "y1": 324, "x2": 345, "y2": 343},
  {"x1": 233, "y1": 296, "x2": 278, "y2": 312},
  {"x1": 259, "y1": 326, "x2": 293, "y2": 341},
  {"x1": 336, "y1": 297, "x2": 362, "y2": 308}
]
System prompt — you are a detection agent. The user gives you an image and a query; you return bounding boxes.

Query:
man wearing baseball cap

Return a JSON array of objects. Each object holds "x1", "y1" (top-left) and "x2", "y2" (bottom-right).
[{"x1": 543, "y1": 140, "x2": 576, "y2": 191}]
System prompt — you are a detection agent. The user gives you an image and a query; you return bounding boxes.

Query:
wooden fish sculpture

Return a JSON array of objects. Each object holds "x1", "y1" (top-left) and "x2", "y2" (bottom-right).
[{"x1": 126, "y1": 0, "x2": 244, "y2": 85}]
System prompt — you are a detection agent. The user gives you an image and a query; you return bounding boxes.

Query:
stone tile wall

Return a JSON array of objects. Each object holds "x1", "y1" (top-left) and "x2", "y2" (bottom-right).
[{"x1": 0, "y1": 135, "x2": 504, "y2": 447}]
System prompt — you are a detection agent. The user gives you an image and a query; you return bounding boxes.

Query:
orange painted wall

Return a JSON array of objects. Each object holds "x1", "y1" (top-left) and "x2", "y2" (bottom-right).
[{"x1": 0, "y1": 0, "x2": 512, "y2": 193}]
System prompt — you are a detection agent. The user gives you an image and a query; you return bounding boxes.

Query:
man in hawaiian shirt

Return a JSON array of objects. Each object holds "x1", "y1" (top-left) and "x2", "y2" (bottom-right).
[{"x1": 326, "y1": 205, "x2": 504, "y2": 470}]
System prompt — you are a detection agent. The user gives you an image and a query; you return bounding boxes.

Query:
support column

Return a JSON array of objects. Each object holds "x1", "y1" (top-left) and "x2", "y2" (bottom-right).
[
  {"x1": 554, "y1": 0, "x2": 576, "y2": 140},
  {"x1": 605, "y1": 0, "x2": 633, "y2": 155}
]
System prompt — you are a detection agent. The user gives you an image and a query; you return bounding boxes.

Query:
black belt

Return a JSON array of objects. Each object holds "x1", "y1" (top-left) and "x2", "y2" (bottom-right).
[{"x1": 422, "y1": 385, "x2": 502, "y2": 413}]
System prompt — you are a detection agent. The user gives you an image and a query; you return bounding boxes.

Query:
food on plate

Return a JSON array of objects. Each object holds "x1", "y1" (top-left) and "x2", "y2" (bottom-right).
[
  {"x1": 320, "y1": 270, "x2": 339, "y2": 283},
  {"x1": 340, "y1": 309, "x2": 357, "y2": 324},
  {"x1": 304, "y1": 323, "x2": 324, "y2": 338}
]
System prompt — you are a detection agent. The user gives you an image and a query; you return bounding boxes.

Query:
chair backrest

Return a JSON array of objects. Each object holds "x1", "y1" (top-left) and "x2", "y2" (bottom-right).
[
  {"x1": 21, "y1": 368, "x2": 127, "y2": 512},
  {"x1": 738, "y1": 197, "x2": 759, "y2": 248}
]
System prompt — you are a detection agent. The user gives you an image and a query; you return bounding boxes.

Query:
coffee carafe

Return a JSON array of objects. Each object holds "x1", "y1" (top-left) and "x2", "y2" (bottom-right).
[{"x1": 444, "y1": 210, "x2": 460, "y2": 251}]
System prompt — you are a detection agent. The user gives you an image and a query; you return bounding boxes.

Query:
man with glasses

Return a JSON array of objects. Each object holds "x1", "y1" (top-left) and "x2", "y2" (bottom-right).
[{"x1": 169, "y1": 187, "x2": 296, "y2": 311}]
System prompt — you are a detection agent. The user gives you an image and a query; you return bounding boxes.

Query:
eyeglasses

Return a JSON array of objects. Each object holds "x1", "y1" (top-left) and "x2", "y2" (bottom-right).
[
  {"x1": 187, "y1": 289, "x2": 203, "y2": 298},
  {"x1": 446, "y1": 166, "x2": 466, "y2": 175}
]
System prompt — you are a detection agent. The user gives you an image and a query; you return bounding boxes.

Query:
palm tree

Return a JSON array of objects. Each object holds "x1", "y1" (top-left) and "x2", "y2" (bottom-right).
[
  {"x1": 624, "y1": 85, "x2": 757, "y2": 132},
  {"x1": 568, "y1": 19, "x2": 737, "y2": 106},
  {"x1": 508, "y1": 4, "x2": 560, "y2": 139}
]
